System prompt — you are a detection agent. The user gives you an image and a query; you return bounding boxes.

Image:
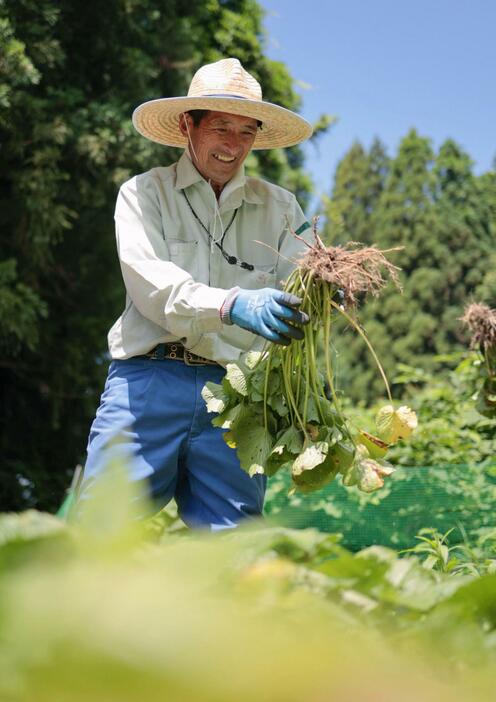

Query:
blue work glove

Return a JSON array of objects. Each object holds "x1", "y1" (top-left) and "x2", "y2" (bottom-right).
[{"x1": 230, "y1": 288, "x2": 309, "y2": 345}]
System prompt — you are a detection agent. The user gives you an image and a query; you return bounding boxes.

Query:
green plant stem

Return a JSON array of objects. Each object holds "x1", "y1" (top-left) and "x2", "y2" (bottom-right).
[
  {"x1": 323, "y1": 292, "x2": 354, "y2": 444},
  {"x1": 329, "y1": 299, "x2": 393, "y2": 403},
  {"x1": 281, "y1": 343, "x2": 307, "y2": 436},
  {"x1": 305, "y1": 318, "x2": 326, "y2": 426},
  {"x1": 263, "y1": 346, "x2": 275, "y2": 431}
]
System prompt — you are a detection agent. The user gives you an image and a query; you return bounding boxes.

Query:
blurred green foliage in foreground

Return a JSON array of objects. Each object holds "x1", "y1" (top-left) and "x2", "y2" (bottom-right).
[{"x1": 1, "y1": 463, "x2": 495, "y2": 702}]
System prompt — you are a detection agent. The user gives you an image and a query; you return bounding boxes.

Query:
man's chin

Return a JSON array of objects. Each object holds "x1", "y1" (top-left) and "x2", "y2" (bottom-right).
[{"x1": 208, "y1": 167, "x2": 238, "y2": 186}]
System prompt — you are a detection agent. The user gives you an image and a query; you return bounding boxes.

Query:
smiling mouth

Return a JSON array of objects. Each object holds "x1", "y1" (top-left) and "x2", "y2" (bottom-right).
[{"x1": 213, "y1": 153, "x2": 236, "y2": 163}]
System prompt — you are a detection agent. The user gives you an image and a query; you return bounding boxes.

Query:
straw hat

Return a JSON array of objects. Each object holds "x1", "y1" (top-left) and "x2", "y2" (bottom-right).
[{"x1": 132, "y1": 58, "x2": 313, "y2": 150}]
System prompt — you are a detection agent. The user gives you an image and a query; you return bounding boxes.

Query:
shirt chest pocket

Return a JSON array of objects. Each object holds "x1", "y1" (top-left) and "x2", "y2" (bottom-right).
[
  {"x1": 167, "y1": 239, "x2": 201, "y2": 280},
  {"x1": 214, "y1": 260, "x2": 278, "y2": 291},
  {"x1": 236, "y1": 264, "x2": 277, "y2": 290}
]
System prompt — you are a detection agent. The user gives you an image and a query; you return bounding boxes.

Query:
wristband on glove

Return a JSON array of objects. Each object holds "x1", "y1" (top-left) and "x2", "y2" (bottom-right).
[{"x1": 220, "y1": 287, "x2": 241, "y2": 325}]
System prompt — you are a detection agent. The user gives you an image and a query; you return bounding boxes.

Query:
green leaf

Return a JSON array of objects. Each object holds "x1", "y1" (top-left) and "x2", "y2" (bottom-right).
[
  {"x1": 235, "y1": 419, "x2": 274, "y2": 477},
  {"x1": 292, "y1": 441, "x2": 329, "y2": 476},
  {"x1": 201, "y1": 381, "x2": 230, "y2": 414},
  {"x1": 249, "y1": 368, "x2": 268, "y2": 395},
  {"x1": 223, "y1": 430, "x2": 237, "y2": 449},
  {"x1": 375, "y1": 405, "x2": 418, "y2": 443},
  {"x1": 212, "y1": 403, "x2": 249, "y2": 429},
  {"x1": 328, "y1": 442, "x2": 355, "y2": 474},
  {"x1": 267, "y1": 393, "x2": 288, "y2": 417},
  {"x1": 247, "y1": 369, "x2": 280, "y2": 402},
  {"x1": 250, "y1": 391, "x2": 264, "y2": 402},
  {"x1": 243, "y1": 350, "x2": 264, "y2": 369},
  {"x1": 266, "y1": 427, "x2": 304, "y2": 477},
  {"x1": 356, "y1": 430, "x2": 389, "y2": 459},
  {"x1": 225, "y1": 363, "x2": 249, "y2": 397},
  {"x1": 291, "y1": 445, "x2": 340, "y2": 494},
  {"x1": 302, "y1": 395, "x2": 322, "y2": 423},
  {"x1": 275, "y1": 426, "x2": 304, "y2": 455}
]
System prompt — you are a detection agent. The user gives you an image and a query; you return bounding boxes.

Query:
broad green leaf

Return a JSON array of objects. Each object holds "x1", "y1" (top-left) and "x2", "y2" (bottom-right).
[
  {"x1": 201, "y1": 381, "x2": 229, "y2": 414},
  {"x1": 221, "y1": 377, "x2": 241, "y2": 402},
  {"x1": 292, "y1": 454, "x2": 339, "y2": 493},
  {"x1": 341, "y1": 462, "x2": 360, "y2": 487},
  {"x1": 223, "y1": 430, "x2": 237, "y2": 449},
  {"x1": 225, "y1": 363, "x2": 249, "y2": 397},
  {"x1": 356, "y1": 461, "x2": 384, "y2": 493},
  {"x1": 250, "y1": 390, "x2": 264, "y2": 402},
  {"x1": 243, "y1": 350, "x2": 264, "y2": 369},
  {"x1": 315, "y1": 424, "x2": 341, "y2": 445},
  {"x1": 274, "y1": 426, "x2": 304, "y2": 455},
  {"x1": 249, "y1": 368, "x2": 268, "y2": 395},
  {"x1": 292, "y1": 441, "x2": 329, "y2": 476},
  {"x1": 376, "y1": 405, "x2": 418, "y2": 443},
  {"x1": 302, "y1": 395, "x2": 322, "y2": 423},
  {"x1": 320, "y1": 399, "x2": 343, "y2": 428},
  {"x1": 357, "y1": 430, "x2": 388, "y2": 459},
  {"x1": 267, "y1": 392, "x2": 289, "y2": 417},
  {"x1": 267, "y1": 427, "x2": 303, "y2": 478},
  {"x1": 328, "y1": 442, "x2": 355, "y2": 475},
  {"x1": 235, "y1": 419, "x2": 273, "y2": 477},
  {"x1": 212, "y1": 403, "x2": 249, "y2": 429}
]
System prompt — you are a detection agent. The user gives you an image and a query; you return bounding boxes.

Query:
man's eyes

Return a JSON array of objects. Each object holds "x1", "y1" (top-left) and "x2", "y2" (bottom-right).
[{"x1": 212, "y1": 127, "x2": 255, "y2": 136}]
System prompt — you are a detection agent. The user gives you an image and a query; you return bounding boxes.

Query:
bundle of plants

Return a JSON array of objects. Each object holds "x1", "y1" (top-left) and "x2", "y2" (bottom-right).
[
  {"x1": 202, "y1": 226, "x2": 417, "y2": 494},
  {"x1": 461, "y1": 302, "x2": 496, "y2": 418}
]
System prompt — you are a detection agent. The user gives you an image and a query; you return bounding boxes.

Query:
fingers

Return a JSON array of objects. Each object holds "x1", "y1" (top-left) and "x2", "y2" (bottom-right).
[
  {"x1": 258, "y1": 323, "x2": 292, "y2": 346},
  {"x1": 274, "y1": 291, "x2": 303, "y2": 309},
  {"x1": 270, "y1": 301, "x2": 309, "y2": 327},
  {"x1": 265, "y1": 310, "x2": 305, "y2": 341}
]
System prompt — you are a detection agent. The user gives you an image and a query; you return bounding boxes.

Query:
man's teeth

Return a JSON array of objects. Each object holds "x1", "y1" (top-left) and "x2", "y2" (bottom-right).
[{"x1": 214, "y1": 154, "x2": 235, "y2": 162}]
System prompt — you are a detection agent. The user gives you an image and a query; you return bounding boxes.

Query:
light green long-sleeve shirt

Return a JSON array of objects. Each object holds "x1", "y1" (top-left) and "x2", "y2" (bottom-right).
[{"x1": 108, "y1": 151, "x2": 311, "y2": 366}]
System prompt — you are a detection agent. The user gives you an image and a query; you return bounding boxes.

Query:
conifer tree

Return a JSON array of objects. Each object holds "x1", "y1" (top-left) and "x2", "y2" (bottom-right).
[
  {"x1": 331, "y1": 131, "x2": 495, "y2": 401},
  {"x1": 323, "y1": 138, "x2": 389, "y2": 245}
]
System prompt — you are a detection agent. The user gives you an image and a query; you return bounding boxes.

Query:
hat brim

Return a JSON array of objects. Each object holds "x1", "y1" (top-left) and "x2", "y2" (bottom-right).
[{"x1": 132, "y1": 96, "x2": 313, "y2": 150}]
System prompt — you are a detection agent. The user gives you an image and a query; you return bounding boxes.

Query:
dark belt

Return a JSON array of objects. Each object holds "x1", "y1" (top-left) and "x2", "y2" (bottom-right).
[{"x1": 139, "y1": 342, "x2": 220, "y2": 367}]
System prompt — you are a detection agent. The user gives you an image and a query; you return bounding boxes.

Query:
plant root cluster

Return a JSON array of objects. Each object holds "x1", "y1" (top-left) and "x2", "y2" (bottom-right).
[
  {"x1": 297, "y1": 234, "x2": 402, "y2": 306},
  {"x1": 461, "y1": 303, "x2": 496, "y2": 352}
]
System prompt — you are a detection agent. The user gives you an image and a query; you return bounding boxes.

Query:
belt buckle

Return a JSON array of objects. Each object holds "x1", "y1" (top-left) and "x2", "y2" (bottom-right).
[
  {"x1": 184, "y1": 350, "x2": 206, "y2": 366},
  {"x1": 167, "y1": 343, "x2": 181, "y2": 361}
]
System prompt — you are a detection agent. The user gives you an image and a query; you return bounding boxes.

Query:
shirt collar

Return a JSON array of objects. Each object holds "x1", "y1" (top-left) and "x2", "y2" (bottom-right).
[{"x1": 174, "y1": 151, "x2": 263, "y2": 207}]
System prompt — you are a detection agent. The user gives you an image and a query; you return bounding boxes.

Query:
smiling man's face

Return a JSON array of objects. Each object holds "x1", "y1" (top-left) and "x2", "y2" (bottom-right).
[{"x1": 180, "y1": 110, "x2": 258, "y2": 196}]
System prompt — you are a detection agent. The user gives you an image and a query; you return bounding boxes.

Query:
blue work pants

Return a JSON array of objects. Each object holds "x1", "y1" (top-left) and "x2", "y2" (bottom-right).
[{"x1": 81, "y1": 358, "x2": 266, "y2": 529}]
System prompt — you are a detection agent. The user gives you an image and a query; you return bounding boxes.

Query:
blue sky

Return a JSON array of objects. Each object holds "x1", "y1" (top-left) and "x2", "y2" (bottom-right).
[{"x1": 260, "y1": 0, "x2": 496, "y2": 208}]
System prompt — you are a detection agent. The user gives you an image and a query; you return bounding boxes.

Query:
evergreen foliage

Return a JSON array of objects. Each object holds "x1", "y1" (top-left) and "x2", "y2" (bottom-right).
[
  {"x1": 323, "y1": 130, "x2": 496, "y2": 401},
  {"x1": 0, "y1": 0, "x2": 317, "y2": 510}
]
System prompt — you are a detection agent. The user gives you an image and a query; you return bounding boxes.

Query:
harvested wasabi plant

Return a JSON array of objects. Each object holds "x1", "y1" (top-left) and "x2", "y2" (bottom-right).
[
  {"x1": 461, "y1": 302, "x2": 496, "y2": 419},
  {"x1": 202, "y1": 223, "x2": 418, "y2": 494}
]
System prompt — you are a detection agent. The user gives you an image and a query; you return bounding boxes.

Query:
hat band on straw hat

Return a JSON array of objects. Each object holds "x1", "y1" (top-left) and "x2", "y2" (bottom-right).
[
  {"x1": 200, "y1": 93, "x2": 251, "y2": 99},
  {"x1": 132, "y1": 58, "x2": 313, "y2": 150}
]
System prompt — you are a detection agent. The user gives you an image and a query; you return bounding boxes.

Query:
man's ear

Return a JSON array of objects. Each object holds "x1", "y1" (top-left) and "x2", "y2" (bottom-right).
[{"x1": 179, "y1": 113, "x2": 191, "y2": 138}]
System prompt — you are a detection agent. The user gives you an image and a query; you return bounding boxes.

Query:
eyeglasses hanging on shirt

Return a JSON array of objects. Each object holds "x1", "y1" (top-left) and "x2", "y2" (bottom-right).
[{"x1": 182, "y1": 191, "x2": 255, "y2": 271}]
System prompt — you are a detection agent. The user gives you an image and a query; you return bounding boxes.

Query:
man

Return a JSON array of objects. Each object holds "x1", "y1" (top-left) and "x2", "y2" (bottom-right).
[{"x1": 80, "y1": 58, "x2": 313, "y2": 529}]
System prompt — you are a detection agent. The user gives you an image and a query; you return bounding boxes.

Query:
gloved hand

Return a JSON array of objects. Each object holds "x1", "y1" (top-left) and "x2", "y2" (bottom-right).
[{"x1": 230, "y1": 288, "x2": 309, "y2": 345}]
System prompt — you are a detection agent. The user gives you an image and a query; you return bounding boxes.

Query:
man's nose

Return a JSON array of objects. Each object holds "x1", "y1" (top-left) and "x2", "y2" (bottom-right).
[{"x1": 221, "y1": 132, "x2": 242, "y2": 152}]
